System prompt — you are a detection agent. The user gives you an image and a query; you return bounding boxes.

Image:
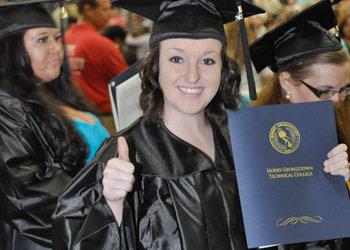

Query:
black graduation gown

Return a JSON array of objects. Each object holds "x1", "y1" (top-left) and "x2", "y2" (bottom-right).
[
  {"x1": 0, "y1": 90, "x2": 81, "y2": 249},
  {"x1": 53, "y1": 118, "x2": 248, "y2": 250}
]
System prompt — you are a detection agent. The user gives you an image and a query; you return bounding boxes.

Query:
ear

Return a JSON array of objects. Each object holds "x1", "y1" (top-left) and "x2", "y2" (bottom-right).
[
  {"x1": 278, "y1": 71, "x2": 294, "y2": 93},
  {"x1": 83, "y1": 4, "x2": 95, "y2": 17}
]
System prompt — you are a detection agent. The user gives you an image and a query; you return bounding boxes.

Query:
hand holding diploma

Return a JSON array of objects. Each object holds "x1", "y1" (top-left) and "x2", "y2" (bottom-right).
[{"x1": 324, "y1": 143, "x2": 350, "y2": 181}]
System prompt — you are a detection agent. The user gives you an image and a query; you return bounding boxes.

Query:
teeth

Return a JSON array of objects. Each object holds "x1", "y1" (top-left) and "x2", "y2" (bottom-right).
[{"x1": 179, "y1": 87, "x2": 203, "y2": 94}]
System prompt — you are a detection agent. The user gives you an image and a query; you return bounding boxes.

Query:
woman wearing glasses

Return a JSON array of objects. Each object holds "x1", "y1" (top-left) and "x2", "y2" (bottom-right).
[{"x1": 250, "y1": 1, "x2": 350, "y2": 249}]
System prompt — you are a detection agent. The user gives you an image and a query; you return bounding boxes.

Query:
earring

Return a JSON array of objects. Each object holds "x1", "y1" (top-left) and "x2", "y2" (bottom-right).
[{"x1": 285, "y1": 91, "x2": 291, "y2": 99}]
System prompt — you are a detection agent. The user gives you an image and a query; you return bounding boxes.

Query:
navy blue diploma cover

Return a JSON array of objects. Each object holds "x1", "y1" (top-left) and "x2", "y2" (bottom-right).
[{"x1": 227, "y1": 101, "x2": 350, "y2": 248}]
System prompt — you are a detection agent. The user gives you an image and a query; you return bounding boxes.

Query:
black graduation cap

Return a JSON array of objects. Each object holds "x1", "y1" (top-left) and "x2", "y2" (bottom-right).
[
  {"x1": 112, "y1": 0, "x2": 265, "y2": 100},
  {"x1": 0, "y1": 0, "x2": 60, "y2": 39},
  {"x1": 250, "y1": 0, "x2": 342, "y2": 73},
  {"x1": 113, "y1": 0, "x2": 264, "y2": 47}
]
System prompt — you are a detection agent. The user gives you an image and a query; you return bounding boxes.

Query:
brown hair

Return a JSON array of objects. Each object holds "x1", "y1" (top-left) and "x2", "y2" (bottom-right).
[
  {"x1": 338, "y1": 15, "x2": 350, "y2": 38},
  {"x1": 253, "y1": 49, "x2": 350, "y2": 151},
  {"x1": 139, "y1": 45, "x2": 241, "y2": 123},
  {"x1": 253, "y1": 50, "x2": 350, "y2": 105}
]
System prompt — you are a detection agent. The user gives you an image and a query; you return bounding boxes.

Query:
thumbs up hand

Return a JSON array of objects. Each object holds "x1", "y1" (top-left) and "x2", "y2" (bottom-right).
[{"x1": 103, "y1": 136, "x2": 135, "y2": 203}]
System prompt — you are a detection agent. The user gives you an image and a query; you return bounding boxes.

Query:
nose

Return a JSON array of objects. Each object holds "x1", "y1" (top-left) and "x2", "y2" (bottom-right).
[
  {"x1": 185, "y1": 64, "x2": 200, "y2": 84},
  {"x1": 51, "y1": 39, "x2": 63, "y2": 54}
]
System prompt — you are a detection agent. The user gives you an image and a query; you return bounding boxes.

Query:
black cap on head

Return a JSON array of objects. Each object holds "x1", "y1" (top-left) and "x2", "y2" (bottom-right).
[
  {"x1": 0, "y1": 0, "x2": 59, "y2": 39},
  {"x1": 250, "y1": 0, "x2": 342, "y2": 73},
  {"x1": 112, "y1": 0, "x2": 264, "y2": 48}
]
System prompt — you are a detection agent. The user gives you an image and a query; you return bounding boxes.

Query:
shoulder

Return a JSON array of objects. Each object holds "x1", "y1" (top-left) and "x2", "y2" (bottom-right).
[
  {"x1": 92, "y1": 118, "x2": 144, "y2": 163},
  {"x1": 0, "y1": 90, "x2": 24, "y2": 109},
  {"x1": 0, "y1": 90, "x2": 30, "y2": 127}
]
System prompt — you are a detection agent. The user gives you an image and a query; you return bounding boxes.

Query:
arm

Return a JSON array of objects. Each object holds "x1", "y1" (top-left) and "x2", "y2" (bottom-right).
[
  {"x1": 52, "y1": 136, "x2": 136, "y2": 250},
  {"x1": 0, "y1": 103, "x2": 73, "y2": 247},
  {"x1": 103, "y1": 137, "x2": 135, "y2": 225}
]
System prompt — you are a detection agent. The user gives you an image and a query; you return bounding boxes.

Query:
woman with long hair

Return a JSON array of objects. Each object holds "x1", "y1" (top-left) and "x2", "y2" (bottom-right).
[
  {"x1": 52, "y1": 0, "x2": 263, "y2": 249},
  {"x1": 0, "y1": 1, "x2": 108, "y2": 249}
]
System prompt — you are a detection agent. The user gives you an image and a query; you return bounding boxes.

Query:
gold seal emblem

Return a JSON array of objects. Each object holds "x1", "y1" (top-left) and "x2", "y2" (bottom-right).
[{"x1": 269, "y1": 122, "x2": 300, "y2": 154}]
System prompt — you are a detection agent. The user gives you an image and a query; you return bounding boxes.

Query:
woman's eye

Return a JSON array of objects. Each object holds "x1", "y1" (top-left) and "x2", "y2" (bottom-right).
[
  {"x1": 37, "y1": 36, "x2": 49, "y2": 43},
  {"x1": 202, "y1": 58, "x2": 216, "y2": 65},
  {"x1": 169, "y1": 56, "x2": 183, "y2": 63}
]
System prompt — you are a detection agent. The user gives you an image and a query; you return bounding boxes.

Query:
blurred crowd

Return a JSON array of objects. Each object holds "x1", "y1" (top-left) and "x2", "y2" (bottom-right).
[
  {"x1": 47, "y1": 0, "x2": 350, "y2": 110},
  {"x1": 226, "y1": 0, "x2": 350, "y2": 101}
]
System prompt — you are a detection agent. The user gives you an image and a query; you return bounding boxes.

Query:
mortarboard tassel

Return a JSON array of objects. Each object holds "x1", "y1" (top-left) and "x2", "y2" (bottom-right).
[{"x1": 235, "y1": 0, "x2": 257, "y2": 100}]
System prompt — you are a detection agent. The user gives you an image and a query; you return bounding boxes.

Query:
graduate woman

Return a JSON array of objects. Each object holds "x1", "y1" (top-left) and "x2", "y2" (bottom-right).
[
  {"x1": 250, "y1": 0, "x2": 350, "y2": 249},
  {"x1": 0, "y1": 1, "x2": 107, "y2": 249},
  {"x1": 52, "y1": 0, "x2": 264, "y2": 249},
  {"x1": 250, "y1": 0, "x2": 350, "y2": 186}
]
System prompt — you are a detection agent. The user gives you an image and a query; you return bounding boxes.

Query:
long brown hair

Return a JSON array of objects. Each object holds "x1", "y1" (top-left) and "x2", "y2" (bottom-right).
[{"x1": 0, "y1": 31, "x2": 88, "y2": 174}]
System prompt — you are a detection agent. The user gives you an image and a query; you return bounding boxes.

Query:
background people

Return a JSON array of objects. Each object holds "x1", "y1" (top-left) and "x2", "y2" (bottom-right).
[
  {"x1": 102, "y1": 25, "x2": 137, "y2": 65},
  {"x1": 250, "y1": 1, "x2": 350, "y2": 249},
  {"x1": 65, "y1": 0, "x2": 128, "y2": 134},
  {"x1": 0, "y1": 1, "x2": 106, "y2": 249}
]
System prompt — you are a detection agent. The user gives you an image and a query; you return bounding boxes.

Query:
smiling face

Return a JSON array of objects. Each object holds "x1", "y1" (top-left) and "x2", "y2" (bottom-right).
[
  {"x1": 23, "y1": 27, "x2": 63, "y2": 83},
  {"x1": 279, "y1": 61, "x2": 350, "y2": 107},
  {"x1": 158, "y1": 38, "x2": 222, "y2": 120}
]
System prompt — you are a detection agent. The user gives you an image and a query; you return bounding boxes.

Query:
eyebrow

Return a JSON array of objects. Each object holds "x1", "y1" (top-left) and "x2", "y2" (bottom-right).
[
  {"x1": 31, "y1": 31, "x2": 61, "y2": 39},
  {"x1": 167, "y1": 48, "x2": 220, "y2": 54},
  {"x1": 33, "y1": 32, "x2": 49, "y2": 37}
]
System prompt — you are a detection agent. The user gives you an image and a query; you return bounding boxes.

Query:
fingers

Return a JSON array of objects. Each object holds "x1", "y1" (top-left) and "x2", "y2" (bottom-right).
[
  {"x1": 102, "y1": 136, "x2": 135, "y2": 202},
  {"x1": 103, "y1": 161, "x2": 135, "y2": 182},
  {"x1": 327, "y1": 144, "x2": 348, "y2": 158},
  {"x1": 103, "y1": 179, "x2": 134, "y2": 192},
  {"x1": 324, "y1": 151, "x2": 348, "y2": 167},
  {"x1": 118, "y1": 136, "x2": 130, "y2": 161},
  {"x1": 107, "y1": 157, "x2": 135, "y2": 174},
  {"x1": 102, "y1": 178, "x2": 135, "y2": 201},
  {"x1": 324, "y1": 144, "x2": 350, "y2": 180}
]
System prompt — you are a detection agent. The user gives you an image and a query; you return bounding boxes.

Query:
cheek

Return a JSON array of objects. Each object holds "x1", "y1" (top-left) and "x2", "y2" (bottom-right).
[
  {"x1": 206, "y1": 67, "x2": 221, "y2": 89},
  {"x1": 28, "y1": 51, "x2": 45, "y2": 74},
  {"x1": 158, "y1": 63, "x2": 180, "y2": 89},
  {"x1": 29, "y1": 48, "x2": 60, "y2": 81},
  {"x1": 295, "y1": 90, "x2": 319, "y2": 103},
  {"x1": 158, "y1": 65, "x2": 166, "y2": 88},
  {"x1": 101, "y1": 10, "x2": 110, "y2": 21}
]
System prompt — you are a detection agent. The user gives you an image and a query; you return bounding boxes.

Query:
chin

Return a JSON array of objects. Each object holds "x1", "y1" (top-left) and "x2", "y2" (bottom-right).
[
  {"x1": 41, "y1": 74, "x2": 60, "y2": 83},
  {"x1": 179, "y1": 106, "x2": 206, "y2": 115}
]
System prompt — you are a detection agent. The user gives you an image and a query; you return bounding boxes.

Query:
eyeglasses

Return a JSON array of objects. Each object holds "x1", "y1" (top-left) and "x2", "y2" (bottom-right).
[{"x1": 299, "y1": 80, "x2": 350, "y2": 100}]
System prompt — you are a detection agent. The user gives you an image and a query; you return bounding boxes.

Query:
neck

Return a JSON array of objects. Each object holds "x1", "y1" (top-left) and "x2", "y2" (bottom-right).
[
  {"x1": 163, "y1": 111, "x2": 215, "y2": 161},
  {"x1": 162, "y1": 111, "x2": 213, "y2": 147},
  {"x1": 163, "y1": 112, "x2": 208, "y2": 135},
  {"x1": 78, "y1": 16, "x2": 98, "y2": 30}
]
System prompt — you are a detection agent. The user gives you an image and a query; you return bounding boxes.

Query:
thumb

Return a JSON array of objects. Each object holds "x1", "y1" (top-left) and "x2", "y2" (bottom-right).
[{"x1": 117, "y1": 136, "x2": 130, "y2": 161}]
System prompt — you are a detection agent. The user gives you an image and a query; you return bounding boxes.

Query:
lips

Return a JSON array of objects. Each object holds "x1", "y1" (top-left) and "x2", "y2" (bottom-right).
[{"x1": 178, "y1": 86, "x2": 204, "y2": 95}]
